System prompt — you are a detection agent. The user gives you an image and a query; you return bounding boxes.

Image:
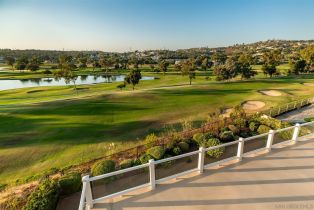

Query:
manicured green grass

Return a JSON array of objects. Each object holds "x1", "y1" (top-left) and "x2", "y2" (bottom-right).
[{"x1": 0, "y1": 67, "x2": 314, "y2": 186}]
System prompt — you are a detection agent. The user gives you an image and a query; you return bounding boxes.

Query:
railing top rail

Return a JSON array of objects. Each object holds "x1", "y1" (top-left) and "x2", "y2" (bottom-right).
[
  {"x1": 243, "y1": 133, "x2": 268, "y2": 141},
  {"x1": 300, "y1": 121, "x2": 314, "y2": 127},
  {"x1": 89, "y1": 162, "x2": 149, "y2": 182},
  {"x1": 274, "y1": 125, "x2": 295, "y2": 133},
  {"x1": 86, "y1": 121, "x2": 314, "y2": 182},
  {"x1": 79, "y1": 119, "x2": 314, "y2": 209}
]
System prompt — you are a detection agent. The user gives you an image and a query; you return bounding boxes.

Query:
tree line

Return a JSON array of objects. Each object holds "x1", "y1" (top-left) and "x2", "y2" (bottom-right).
[{"x1": 3, "y1": 44, "x2": 314, "y2": 85}]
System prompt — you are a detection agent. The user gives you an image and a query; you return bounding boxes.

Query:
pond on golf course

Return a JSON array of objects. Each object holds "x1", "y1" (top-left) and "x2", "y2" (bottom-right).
[{"x1": 0, "y1": 75, "x2": 155, "y2": 91}]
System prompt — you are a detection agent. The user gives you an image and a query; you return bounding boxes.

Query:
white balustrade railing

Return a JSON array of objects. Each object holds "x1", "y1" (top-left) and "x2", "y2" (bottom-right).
[
  {"x1": 79, "y1": 121, "x2": 314, "y2": 210},
  {"x1": 265, "y1": 97, "x2": 312, "y2": 117}
]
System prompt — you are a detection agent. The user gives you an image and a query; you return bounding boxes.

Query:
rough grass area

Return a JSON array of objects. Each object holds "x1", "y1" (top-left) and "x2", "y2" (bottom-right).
[{"x1": 0, "y1": 71, "x2": 314, "y2": 186}]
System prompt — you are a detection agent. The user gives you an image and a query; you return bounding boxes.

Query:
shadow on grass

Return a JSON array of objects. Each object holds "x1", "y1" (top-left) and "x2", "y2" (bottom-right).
[
  {"x1": 152, "y1": 88, "x2": 252, "y2": 96},
  {"x1": 0, "y1": 113, "x2": 162, "y2": 149}
]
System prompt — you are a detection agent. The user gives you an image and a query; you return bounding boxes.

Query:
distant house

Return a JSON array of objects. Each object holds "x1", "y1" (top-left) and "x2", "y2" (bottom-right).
[
  {"x1": 0, "y1": 56, "x2": 4, "y2": 63},
  {"x1": 174, "y1": 59, "x2": 186, "y2": 65}
]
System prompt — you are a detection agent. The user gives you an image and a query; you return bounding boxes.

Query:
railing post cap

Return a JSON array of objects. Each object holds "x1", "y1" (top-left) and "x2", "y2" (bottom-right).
[
  {"x1": 239, "y1": 137, "x2": 244, "y2": 141},
  {"x1": 82, "y1": 175, "x2": 90, "y2": 182},
  {"x1": 148, "y1": 159, "x2": 155, "y2": 163},
  {"x1": 199, "y1": 147, "x2": 205, "y2": 151},
  {"x1": 269, "y1": 130, "x2": 275, "y2": 133},
  {"x1": 295, "y1": 123, "x2": 301, "y2": 126}
]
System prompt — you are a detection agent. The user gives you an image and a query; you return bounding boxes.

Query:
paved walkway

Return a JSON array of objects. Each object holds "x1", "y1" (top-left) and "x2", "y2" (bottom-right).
[
  {"x1": 93, "y1": 136, "x2": 314, "y2": 210},
  {"x1": 277, "y1": 104, "x2": 314, "y2": 123}
]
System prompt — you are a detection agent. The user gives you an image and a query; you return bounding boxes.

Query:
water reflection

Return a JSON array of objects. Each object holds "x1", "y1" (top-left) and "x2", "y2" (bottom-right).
[{"x1": 0, "y1": 75, "x2": 154, "y2": 91}]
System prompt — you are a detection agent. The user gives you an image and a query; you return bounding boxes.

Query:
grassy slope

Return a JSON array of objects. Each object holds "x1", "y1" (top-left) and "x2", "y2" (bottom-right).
[{"x1": 0, "y1": 67, "x2": 314, "y2": 185}]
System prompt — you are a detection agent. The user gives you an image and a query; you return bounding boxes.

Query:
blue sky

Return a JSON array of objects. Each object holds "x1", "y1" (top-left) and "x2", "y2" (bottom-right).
[{"x1": 0, "y1": 0, "x2": 313, "y2": 52}]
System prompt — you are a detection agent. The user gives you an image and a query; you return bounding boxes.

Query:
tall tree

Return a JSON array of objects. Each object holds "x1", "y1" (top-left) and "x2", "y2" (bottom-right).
[
  {"x1": 263, "y1": 50, "x2": 282, "y2": 66},
  {"x1": 5, "y1": 56, "x2": 15, "y2": 70},
  {"x1": 27, "y1": 57, "x2": 40, "y2": 71},
  {"x1": 300, "y1": 45, "x2": 314, "y2": 71},
  {"x1": 212, "y1": 51, "x2": 227, "y2": 65},
  {"x1": 181, "y1": 59, "x2": 196, "y2": 85},
  {"x1": 124, "y1": 69, "x2": 142, "y2": 90},
  {"x1": 149, "y1": 64, "x2": 155, "y2": 72},
  {"x1": 58, "y1": 54, "x2": 73, "y2": 70},
  {"x1": 15, "y1": 57, "x2": 29, "y2": 71},
  {"x1": 201, "y1": 57, "x2": 213, "y2": 71},
  {"x1": 262, "y1": 50, "x2": 282, "y2": 77},
  {"x1": 290, "y1": 60, "x2": 307, "y2": 75},
  {"x1": 238, "y1": 62, "x2": 257, "y2": 79},
  {"x1": 100, "y1": 56, "x2": 112, "y2": 71},
  {"x1": 237, "y1": 55, "x2": 257, "y2": 79},
  {"x1": 261, "y1": 64, "x2": 277, "y2": 78},
  {"x1": 158, "y1": 60, "x2": 169, "y2": 75},
  {"x1": 55, "y1": 55, "x2": 78, "y2": 89},
  {"x1": 91, "y1": 57, "x2": 100, "y2": 71},
  {"x1": 213, "y1": 65, "x2": 232, "y2": 81},
  {"x1": 129, "y1": 56, "x2": 139, "y2": 69},
  {"x1": 238, "y1": 53, "x2": 253, "y2": 65},
  {"x1": 78, "y1": 57, "x2": 88, "y2": 69},
  {"x1": 174, "y1": 63, "x2": 182, "y2": 73}
]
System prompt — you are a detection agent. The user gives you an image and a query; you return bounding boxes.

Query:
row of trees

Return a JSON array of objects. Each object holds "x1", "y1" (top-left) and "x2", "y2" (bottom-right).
[
  {"x1": 5, "y1": 56, "x2": 41, "y2": 71},
  {"x1": 213, "y1": 53, "x2": 257, "y2": 81},
  {"x1": 212, "y1": 46, "x2": 314, "y2": 81},
  {"x1": 4, "y1": 45, "x2": 314, "y2": 85},
  {"x1": 289, "y1": 45, "x2": 314, "y2": 75},
  {"x1": 53, "y1": 54, "x2": 144, "y2": 91}
]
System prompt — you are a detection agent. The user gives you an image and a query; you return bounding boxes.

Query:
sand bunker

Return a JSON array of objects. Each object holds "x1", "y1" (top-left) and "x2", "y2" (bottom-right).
[
  {"x1": 242, "y1": 101, "x2": 265, "y2": 110},
  {"x1": 259, "y1": 90, "x2": 282, "y2": 96},
  {"x1": 221, "y1": 108, "x2": 233, "y2": 117},
  {"x1": 303, "y1": 83, "x2": 314, "y2": 86}
]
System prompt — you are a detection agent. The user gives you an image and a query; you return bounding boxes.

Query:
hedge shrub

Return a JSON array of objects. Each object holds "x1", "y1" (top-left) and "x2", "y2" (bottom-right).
[
  {"x1": 139, "y1": 154, "x2": 153, "y2": 164},
  {"x1": 1, "y1": 195, "x2": 23, "y2": 210},
  {"x1": 172, "y1": 147, "x2": 182, "y2": 155},
  {"x1": 260, "y1": 118, "x2": 282, "y2": 129},
  {"x1": 234, "y1": 118, "x2": 247, "y2": 128},
  {"x1": 249, "y1": 122, "x2": 258, "y2": 132},
  {"x1": 144, "y1": 133, "x2": 158, "y2": 148},
  {"x1": 304, "y1": 117, "x2": 314, "y2": 122},
  {"x1": 203, "y1": 132, "x2": 215, "y2": 139},
  {"x1": 178, "y1": 142, "x2": 189, "y2": 152},
  {"x1": 206, "y1": 138, "x2": 225, "y2": 158},
  {"x1": 193, "y1": 133, "x2": 203, "y2": 142},
  {"x1": 91, "y1": 160, "x2": 115, "y2": 176},
  {"x1": 230, "y1": 105, "x2": 246, "y2": 119},
  {"x1": 166, "y1": 138, "x2": 176, "y2": 150},
  {"x1": 181, "y1": 137, "x2": 192, "y2": 145},
  {"x1": 278, "y1": 130, "x2": 294, "y2": 140},
  {"x1": 23, "y1": 179, "x2": 59, "y2": 210},
  {"x1": 0, "y1": 183, "x2": 7, "y2": 192},
  {"x1": 257, "y1": 125, "x2": 271, "y2": 134},
  {"x1": 146, "y1": 146, "x2": 165, "y2": 160},
  {"x1": 59, "y1": 172, "x2": 82, "y2": 196},
  {"x1": 165, "y1": 133, "x2": 182, "y2": 150},
  {"x1": 239, "y1": 132, "x2": 251, "y2": 138},
  {"x1": 255, "y1": 116, "x2": 291, "y2": 130},
  {"x1": 119, "y1": 159, "x2": 134, "y2": 169},
  {"x1": 228, "y1": 125, "x2": 239, "y2": 135},
  {"x1": 219, "y1": 131, "x2": 235, "y2": 142},
  {"x1": 220, "y1": 127, "x2": 229, "y2": 132},
  {"x1": 133, "y1": 158, "x2": 141, "y2": 166},
  {"x1": 192, "y1": 133, "x2": 207, "y2": 146}
]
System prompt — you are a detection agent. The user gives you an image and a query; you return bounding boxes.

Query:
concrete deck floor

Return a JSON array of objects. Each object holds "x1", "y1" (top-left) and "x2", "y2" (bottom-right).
[{"x1": 93, "y1": 137, "x2": 314, "y2": 210}]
